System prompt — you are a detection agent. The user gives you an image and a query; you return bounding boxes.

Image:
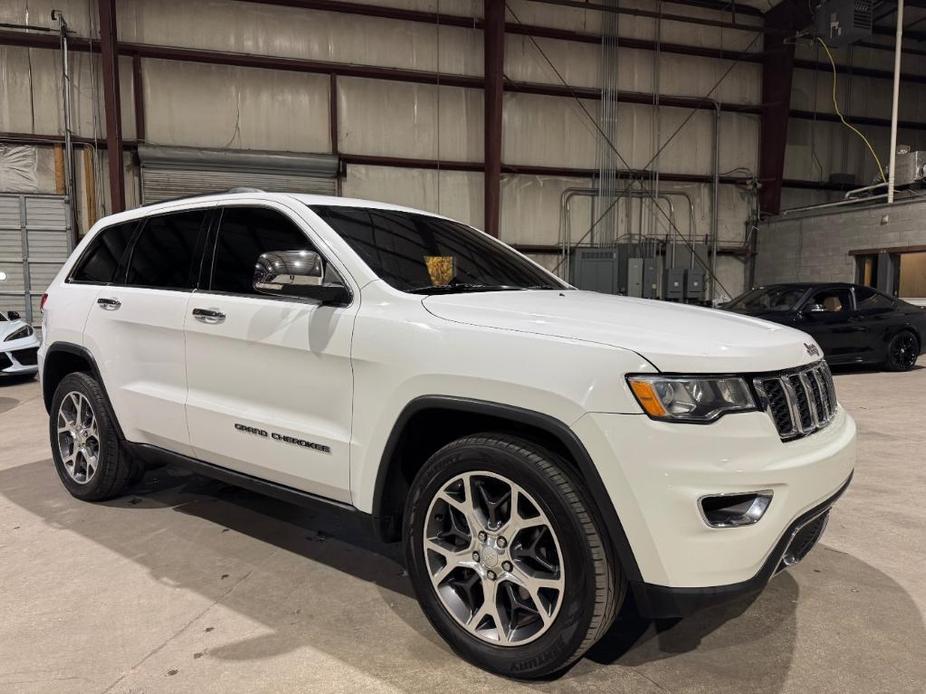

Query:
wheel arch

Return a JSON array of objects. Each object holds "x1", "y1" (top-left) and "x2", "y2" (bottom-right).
[
  {"x1": 371, "y1": 395, "x2": 643, "y2": 583},
  {"x1": 42, "y1": 343, "x2": 124, "y2": 439}
]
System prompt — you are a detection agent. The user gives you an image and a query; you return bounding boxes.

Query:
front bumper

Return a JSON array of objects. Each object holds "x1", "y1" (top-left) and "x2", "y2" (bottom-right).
[
  {"x1": 631, "y1": 474, "x2": 850, "y2": 617},
  {"x1": 571, "y1": 404, "x2": 856, "y2": 612},
  {"x1": 1, "y1": 336, "x2": 40, "y2": 376}
]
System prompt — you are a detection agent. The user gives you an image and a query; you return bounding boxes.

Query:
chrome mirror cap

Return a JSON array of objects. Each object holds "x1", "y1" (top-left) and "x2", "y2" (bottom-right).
[{"x1": 254, "y1": 250, "x2": 324, "y2": 293}]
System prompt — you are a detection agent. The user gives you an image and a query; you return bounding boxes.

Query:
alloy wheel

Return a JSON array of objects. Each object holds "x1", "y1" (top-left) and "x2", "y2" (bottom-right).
[
  {"x1": 892, "y1": 333, "x2": 918, "y2": 370},
  {"x1": 423, "y1": 471, "x2": 565, "y2": 646},
  {"x1": 56, "y1": 391, "x2": 100, "y2": 485}
]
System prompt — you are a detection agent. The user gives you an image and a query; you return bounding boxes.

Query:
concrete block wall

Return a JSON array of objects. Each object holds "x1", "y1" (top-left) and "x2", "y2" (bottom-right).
[{"x1": 754, "y1": 198, "x2": 926, "y2": 287}]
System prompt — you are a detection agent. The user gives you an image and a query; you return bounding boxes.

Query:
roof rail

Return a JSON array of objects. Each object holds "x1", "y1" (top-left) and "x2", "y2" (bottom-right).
[{"x1": 140, "y1": 187, "x2": 266, "y2": 206}]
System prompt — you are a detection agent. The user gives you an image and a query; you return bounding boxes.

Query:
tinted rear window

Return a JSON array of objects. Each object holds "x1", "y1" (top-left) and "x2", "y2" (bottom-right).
[
  {"x1": 125, "y1": 210, "x2": 208, "y2": 290},
  {"x1": 71, "y1": 221, "x2": 138, "y2": 284}
]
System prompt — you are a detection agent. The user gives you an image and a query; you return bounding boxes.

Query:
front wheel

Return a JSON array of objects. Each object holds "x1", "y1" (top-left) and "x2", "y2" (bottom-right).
[
  {"x1": 49, "y1": 372, "x2": 140, "y2": 501},
  {"x1": 885, "y1": 330, "x2": 920, "y2": 371},
  {"x1": 404, "y1": 435, "x2": 623, "y2": 679}
]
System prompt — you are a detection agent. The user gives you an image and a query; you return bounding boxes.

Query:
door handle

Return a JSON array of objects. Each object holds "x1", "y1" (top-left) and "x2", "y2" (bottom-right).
[
  {"x1": 192, "y1": 307, "x2": 226, "y2": 324},
  {"x1": 97, "y1": 297, "x2": 121, "y2": 311}
]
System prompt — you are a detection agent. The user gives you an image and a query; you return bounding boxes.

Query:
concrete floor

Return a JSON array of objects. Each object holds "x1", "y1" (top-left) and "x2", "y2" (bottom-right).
[{"x1": 0, "y1": 366, "x2": 924, "y2": 694}]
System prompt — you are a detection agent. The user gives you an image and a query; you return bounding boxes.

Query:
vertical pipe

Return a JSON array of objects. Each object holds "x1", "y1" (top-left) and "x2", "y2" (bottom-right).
[
  {"x1": 53, "y1": 11, "x2": 78, "y2": 250},
  {"x1": 888, "y1": 0, "x2": 905, "y2": 204},
  {"x1": 98, "y1": 0, "x2": 125, "y2": 213},
  {"x1": 709, "y1": 102, "x2": 720, "y2": 303},
  {"x1": 483, "y1": 0, "x2": 504, "y2": 237},
  {"x1": 330, "y1": 74, "x2": 341, "y2": 195}
]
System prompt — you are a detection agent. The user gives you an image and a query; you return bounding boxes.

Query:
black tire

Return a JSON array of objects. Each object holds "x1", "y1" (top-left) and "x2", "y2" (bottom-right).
[
  {"x1": 49, "y1": 372, "x2": 140, "y2": 501},
  {"x1": 885, "y1": 330, "x2": 920, "y2": 371},
  {"x1": 404, "y1": 434, "x2": 624, "y2": 679}
]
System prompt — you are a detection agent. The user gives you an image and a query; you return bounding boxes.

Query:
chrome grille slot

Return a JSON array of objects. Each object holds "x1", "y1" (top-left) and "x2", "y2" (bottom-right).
[{"x1": 754, "y1": 362, "x2": 837, "y2": 441}]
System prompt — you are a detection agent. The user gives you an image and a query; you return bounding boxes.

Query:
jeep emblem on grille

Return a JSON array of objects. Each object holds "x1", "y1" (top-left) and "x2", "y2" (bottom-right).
[{"x1": 804, "y1": 343, "x2": 820, "y2": 357}]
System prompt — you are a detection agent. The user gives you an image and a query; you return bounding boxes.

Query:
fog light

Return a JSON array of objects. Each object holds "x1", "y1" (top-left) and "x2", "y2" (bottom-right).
[{"x1": 699, "y1": 491, "x2": 773, "y2": 528}]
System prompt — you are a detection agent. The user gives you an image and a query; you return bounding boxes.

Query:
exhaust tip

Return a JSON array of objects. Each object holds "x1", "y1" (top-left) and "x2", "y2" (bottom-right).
[{"x1": 699, "y1": 491, "x2": 773, "y2": 528}]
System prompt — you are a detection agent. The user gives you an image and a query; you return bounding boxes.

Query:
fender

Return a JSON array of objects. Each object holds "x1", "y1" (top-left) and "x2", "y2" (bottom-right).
[
  {"x1": 371, "y1": 395, "x2": 644, "y2": 584},
  {"x1": 41, "y1": 342, "x2": 126, "y2": 440}
]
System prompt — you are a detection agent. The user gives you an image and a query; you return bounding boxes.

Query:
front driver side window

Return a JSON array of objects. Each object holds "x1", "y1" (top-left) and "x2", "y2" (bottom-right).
[
  {"x1": 210, "y1": 206, "x2": 339, "y2": 295},
  {"x1": 807, "y1": 288, "x2": 853, "y2": 313}
]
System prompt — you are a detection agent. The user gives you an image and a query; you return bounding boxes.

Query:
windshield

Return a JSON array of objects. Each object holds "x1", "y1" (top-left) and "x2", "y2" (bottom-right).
[
  {"x1": 310, "y1": 205, "x2": 565, "y2": 294},
  {"x1": 727, "y1": 287, "x2": 807, "y2": 313}
]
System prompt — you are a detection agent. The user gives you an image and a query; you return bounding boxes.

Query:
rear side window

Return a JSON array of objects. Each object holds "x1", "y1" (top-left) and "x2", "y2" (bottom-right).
[
  {"x1": 855, "y1": 287, "x2": 895, "y2": 310},
  {"x1": 126, "y1": 210, "x2": 208, "y2": 290},
  {"x1": 209, "y1": 206, "x2": 319, "y2": 295},
  {"x1": 70, "y1": 221, "x2": 138, "y2": 284}
]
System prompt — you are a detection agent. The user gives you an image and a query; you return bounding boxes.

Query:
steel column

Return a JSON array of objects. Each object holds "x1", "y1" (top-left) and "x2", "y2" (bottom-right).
[
  {"x1": 757, "y1": 1, "x2": 810, "y2": 215},
  {"x1": 98, "y1": 0, "x2": 126, "y2": 212},
  {"x1": 484, "y1": 0, "x2": 504, "y2": 238},
  {"x1": 132, "y1": 54, "x2": 146, "y2": 142}
]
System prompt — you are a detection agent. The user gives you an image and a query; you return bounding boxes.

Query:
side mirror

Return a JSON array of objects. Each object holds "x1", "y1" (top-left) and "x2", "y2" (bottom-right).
[
  {"x1": 253, "y1": 250, "x2": 349, "y2": 305},
  {"x1": 7, "y1": 310, "x2": 20, "y2": 320},
  {"x1": 804, "y1": 303, "x2": 826, "y2": 314}
]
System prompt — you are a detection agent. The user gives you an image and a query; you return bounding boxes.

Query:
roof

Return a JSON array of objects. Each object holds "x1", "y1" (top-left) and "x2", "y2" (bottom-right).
[
  {"x1": 759, "y1": 282, "x2": 855, "y2": 290},
  {"x1": 96, "y1": 190, "x2": 452, "y2": 230}
]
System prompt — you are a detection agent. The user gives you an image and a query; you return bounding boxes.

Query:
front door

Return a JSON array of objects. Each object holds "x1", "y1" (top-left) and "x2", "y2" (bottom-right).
[
  {"x1": 799, "y1": 287, "x2": 858, "y2": 363},
  {"x1": 184, "y1": 203, "x2": 356, "y2": 503},
  {"x1": 83, "y1": 208, "x2": 211, "y2": 456}
]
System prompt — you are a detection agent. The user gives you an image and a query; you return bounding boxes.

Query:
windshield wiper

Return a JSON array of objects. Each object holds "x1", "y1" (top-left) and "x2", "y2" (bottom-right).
[{"x1": 406, "y1": 283, "x2": 528, "y2": 294}]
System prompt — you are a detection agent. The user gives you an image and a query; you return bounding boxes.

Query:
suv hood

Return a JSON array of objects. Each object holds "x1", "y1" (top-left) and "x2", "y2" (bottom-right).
[{"x1": 422, "y1": 290, "x2": 820, "y2": 373}]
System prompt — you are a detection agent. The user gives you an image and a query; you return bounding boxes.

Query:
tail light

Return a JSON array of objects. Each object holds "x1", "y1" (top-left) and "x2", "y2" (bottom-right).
[{"x1": 40, "y1": 293, "x2": 49, "y2": 312}]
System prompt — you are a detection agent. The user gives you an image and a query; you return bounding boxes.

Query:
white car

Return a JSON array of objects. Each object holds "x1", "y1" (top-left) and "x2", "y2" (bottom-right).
[
  {"x1": 38, "y1": 191, "x2": 855, "y2": 678},
  {"x1": 0, "y1": 310, "x2": 40, "y2": 377}
]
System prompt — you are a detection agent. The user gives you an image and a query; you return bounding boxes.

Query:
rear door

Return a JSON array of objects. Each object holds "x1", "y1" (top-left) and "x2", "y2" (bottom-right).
[
  {"x1": 82, "y1": 207, "x2": 211, "y2": 456},
  {"x1": 51, "y1": 218, "x2": 139, "y2": 351},
  {"x1": 851, "y1": 286, "x2": 899, "y2": 362},
  {"x1": 184, "y1": 203, "x2": 356, "y2": 502}
]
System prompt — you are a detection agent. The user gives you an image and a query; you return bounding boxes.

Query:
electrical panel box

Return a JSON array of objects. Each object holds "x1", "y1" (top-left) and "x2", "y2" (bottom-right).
[
  {"x1": 664, "y1": 268, "x2": 686, "y2": 300},
  {"x1": 570, "y1": 248, "x2": 620, "y2": 294},
  {"x1": 642, "y1": 257, "x2": 660, "y2": 299},
  {"x1": 685, "y1": 269, "x2": 705, "y2": 302},
  {"x1": 627, "y1": 258, "x2": 644, "y2": 298},
  {"x1": 814, "y1": 0, "x2": 872, "y2": 48}
]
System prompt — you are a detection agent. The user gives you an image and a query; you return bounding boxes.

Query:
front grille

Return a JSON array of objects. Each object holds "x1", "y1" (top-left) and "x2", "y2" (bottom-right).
[
  {"x1": 11, "y1": 348, "x2": 38, "y2": 366},
  {"x1": 754, "y1": 361, "x2": 837, "y2": 441},
  {"x1": 777, "y1": 510, "x2": 829, "y2": 572}
]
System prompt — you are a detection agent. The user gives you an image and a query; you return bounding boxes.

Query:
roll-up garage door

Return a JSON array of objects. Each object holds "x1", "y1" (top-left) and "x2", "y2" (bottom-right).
[
  {"x1": 0, "y1": 194, "x2": 70, "y2": 325},
  {"x1": 137, "y1": 146, "x2": 340, "y2": 204}
]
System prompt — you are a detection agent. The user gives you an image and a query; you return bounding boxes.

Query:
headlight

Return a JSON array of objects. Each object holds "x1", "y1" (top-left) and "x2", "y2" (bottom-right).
[
  {"x1": 627, "y1": 375, "x2": 756, "y2": 422},
  {"x1": 5, "y1": 325, "x2": 33, "y2": 341}
]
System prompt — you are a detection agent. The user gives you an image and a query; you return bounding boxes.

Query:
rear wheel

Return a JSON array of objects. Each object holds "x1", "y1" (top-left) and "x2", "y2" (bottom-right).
[
  {"x1": 404, "y1": 434, "x2": 623, "y2": 679},
  {"x1": 885, "y1": 330, "x2": 920, "y2": 371},
  {"x1": 50, "y1": 372, "x2": 139, "y2": 501}
]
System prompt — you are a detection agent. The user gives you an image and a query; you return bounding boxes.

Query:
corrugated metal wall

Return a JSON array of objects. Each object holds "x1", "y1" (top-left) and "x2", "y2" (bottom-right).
[{"x1": 0, "y1": 0, "x2": 834, "y2": 299}]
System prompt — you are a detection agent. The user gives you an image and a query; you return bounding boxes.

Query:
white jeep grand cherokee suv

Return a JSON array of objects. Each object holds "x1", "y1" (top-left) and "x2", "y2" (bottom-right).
[{"x1": 39, "y1": 191, "x2": 855, "y2": 678}]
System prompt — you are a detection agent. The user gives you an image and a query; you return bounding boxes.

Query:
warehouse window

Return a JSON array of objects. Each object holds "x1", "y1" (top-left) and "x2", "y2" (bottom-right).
[
  {"x1": 70, "y1": 220, "x2": 139, "y2": 284},
  {"x1": 125, "y1": 210, "x2": 208, "y2": 290},
  {"x1": 210, "y1": 206, "x2": 326, "y2": 296}
]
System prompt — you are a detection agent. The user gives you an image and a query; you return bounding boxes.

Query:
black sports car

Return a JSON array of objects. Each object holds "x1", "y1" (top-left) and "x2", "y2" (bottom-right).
[{"x1": 723, "y1": 283, "x2": 926, "y2": 371}]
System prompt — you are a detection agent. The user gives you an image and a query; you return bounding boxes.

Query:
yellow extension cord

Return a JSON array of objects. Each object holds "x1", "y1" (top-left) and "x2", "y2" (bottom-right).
[{"x1": 816, "y1": 36, "x2": 888, "y2": 184}]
